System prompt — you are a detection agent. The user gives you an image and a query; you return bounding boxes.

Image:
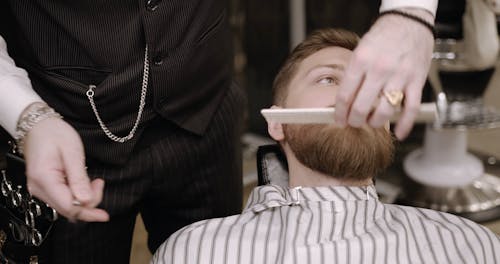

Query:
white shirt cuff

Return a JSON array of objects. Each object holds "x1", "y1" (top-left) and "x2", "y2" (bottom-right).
[
  {"x1": 0, "y1": 76, "x2": 43, "y2": 137},
  {"x1": 0, "y1": 35, "x2": 45, "y2": 137},
  {"x1": 380, "y1": 0, "x2": 438, "y2": 17}
]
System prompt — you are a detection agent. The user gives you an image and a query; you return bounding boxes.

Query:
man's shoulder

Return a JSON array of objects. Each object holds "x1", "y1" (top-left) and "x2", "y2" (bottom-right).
[
  {"x1": 387, "y1": 204, "x2": 485, "y2": 228},
  {"x1": 151, "y1": 213, "x2": 249, "y2": 264},
  {"x1": 385, "y1": 203, "x2": 500, "y2": 251},
  {"x1": 386, "y1": 203, "x2": 489, "y2": 231}
]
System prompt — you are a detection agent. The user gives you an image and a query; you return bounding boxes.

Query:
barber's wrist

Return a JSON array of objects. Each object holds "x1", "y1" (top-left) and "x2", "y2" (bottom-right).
[
  {"x1": 15, "y1": 102, "x2": 62, "y2": 154},
  {"x1": 396, "y1": 7, "x2": 435, "y2": 26},
  {"x1": 379, "y1": 7, "x2": 436, "y2": 37}
]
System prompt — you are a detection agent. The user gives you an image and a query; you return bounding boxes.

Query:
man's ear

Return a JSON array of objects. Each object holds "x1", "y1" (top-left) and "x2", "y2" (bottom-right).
[{"x1": 267, "y1": 105, "x2": 285, "y2": 141}]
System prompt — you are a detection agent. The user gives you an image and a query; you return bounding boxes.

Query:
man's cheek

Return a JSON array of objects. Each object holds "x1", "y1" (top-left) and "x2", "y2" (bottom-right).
[{"x1": 308, "y1": 94, "x2": 335, "y2": 108}]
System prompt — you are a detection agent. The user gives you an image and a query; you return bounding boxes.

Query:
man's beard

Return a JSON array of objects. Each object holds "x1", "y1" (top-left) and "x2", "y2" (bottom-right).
[{"x1": 283, "y1": 124, "x2": 394, "y2": 181}]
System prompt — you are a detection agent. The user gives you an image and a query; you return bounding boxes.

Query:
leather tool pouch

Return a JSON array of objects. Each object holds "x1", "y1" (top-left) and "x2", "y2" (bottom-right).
[{"x1": 0, "y1": 143, "x2": 57, "y2": 264}]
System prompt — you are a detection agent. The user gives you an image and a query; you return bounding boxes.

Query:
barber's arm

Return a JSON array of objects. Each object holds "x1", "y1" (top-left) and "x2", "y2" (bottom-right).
[
  {"x1": 334, "y1": 0, "x2": 437, "y2": 140},
  {"x1": 0, "y1": 36, "x2": 42, "y2": 135},
  {"x1": 0, "y1": 35, "x2": 108, "y2": 222}
]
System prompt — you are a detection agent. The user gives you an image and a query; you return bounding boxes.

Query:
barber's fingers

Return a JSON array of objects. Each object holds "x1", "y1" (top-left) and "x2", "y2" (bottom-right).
[
  {"x1": 72, "y1": 208, "x2": 109, "y2": 222},
  {"x1": 73, "y1": 179, "x2": 108, "y2": 222},
  {"x1": 86, "y1": 178, "x2": 105, "y2": 208},
  {"x1": 369, "y1": 97, "x2": 397, "y2": 128},
  {"x1": 394, "y1": 77, "x2": 424, "y2": 140},
  {"x1": 337, "y1": 42, "x2": 399, "y2": 128},
  {"x1": 28, "y1": 173, "x2": 109, "y2": 222},
  {"x1": 335, "y1": 53, "x2": 365, "y2": 127},
  {"x1": 53, "y1": 178, "x2": 108, "y2": 222},
  {"x1": 62, "y1": 142, "x2": 93, "y2": 205},
  {"x1": 346, "y1": 67, "x2": 393, "y2": 127},
  {"x1": 369, "y1": 78, "x2": 407, "y2": 128}
]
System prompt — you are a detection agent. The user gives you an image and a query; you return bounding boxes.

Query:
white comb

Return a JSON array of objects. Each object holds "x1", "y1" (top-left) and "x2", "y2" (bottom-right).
[{"x1": 261, "y1": 103, "x2": 438, "y2": 124}]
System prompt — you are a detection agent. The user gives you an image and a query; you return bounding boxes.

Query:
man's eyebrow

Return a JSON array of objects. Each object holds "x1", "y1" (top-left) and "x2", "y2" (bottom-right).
[{"x1": 306, "y1": 64, "x2": 345, "y2": 76}]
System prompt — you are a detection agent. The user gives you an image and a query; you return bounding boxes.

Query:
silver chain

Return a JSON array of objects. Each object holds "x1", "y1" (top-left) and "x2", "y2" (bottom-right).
[{"x1": 86, "y1": 46, "x2": 149, "y2": 143}]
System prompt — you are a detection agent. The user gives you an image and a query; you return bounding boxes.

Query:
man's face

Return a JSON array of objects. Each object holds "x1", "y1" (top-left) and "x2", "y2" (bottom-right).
[{"x1": 278, "y1": 47, "x2": 394, "y2": 180}]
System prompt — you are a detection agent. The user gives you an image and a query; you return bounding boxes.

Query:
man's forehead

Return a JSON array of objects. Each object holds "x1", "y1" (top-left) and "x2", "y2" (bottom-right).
[{"x1": 299, "y1": 46, "x2": 352, "y2": 73}]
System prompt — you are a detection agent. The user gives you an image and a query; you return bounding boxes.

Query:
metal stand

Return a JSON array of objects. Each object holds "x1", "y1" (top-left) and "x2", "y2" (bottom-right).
[{"x1": 399, "y1": 126, "x2": 500, "y2": 222}]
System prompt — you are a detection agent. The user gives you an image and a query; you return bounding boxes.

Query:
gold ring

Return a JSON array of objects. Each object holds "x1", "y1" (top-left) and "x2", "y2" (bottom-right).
[{"x1": 383, "y1": 90, "x2": 404, "y2": 107}]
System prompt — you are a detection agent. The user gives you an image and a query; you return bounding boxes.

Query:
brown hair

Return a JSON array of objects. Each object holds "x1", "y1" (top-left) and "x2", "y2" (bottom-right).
[{"x1": 272, "y1": 28, "x2": 360, "y2": 105}]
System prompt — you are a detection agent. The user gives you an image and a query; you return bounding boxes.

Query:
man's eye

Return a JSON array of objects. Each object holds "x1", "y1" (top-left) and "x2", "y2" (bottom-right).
[{"x1": 318, "y1": 77, "x2": 338, "y2": 85}]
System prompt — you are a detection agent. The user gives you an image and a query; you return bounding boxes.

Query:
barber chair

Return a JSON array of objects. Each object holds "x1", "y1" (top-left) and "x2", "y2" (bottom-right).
[
  {"x1": 257, "y1": 144, "x2": 288, "y2": 187},
  {"x1": 399, "y1": 0, "x2": 500, "y2": 222}
]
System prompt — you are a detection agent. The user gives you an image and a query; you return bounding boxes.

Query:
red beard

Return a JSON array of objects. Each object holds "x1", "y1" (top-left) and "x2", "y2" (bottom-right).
[{"x1": 284, "y1": 124, "x2": 394, "y2": 181}]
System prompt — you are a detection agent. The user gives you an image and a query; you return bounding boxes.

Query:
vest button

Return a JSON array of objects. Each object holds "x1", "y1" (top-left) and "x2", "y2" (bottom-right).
[
  {"x1": 153, "y1": 55, "x2": 163, "y2": 66},
  {"x1": 146, "y1": 0, "x2": 160, "y2": 11}
]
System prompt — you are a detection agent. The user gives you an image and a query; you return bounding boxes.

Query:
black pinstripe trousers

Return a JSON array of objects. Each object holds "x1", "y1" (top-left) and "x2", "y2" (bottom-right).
[{"x1": 47, "y1": 83, "x2": 245, "y2": 264}]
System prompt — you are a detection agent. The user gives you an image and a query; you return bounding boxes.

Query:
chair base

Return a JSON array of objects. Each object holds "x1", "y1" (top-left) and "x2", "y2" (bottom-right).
[{"x1": 397, "y1": 151, "x2": 500, "y2": 223}]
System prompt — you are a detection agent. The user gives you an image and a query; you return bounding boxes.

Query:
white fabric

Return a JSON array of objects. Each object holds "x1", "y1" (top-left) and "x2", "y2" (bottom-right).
[
  {"x1": 0, "y1": 36, "x2": 43, "y2": 137},
  {"x1": 152, "y1": 184, "x2": 500, "y2": 264},
  {"x1": 380, "y1": 0, "x2": 438, "y2": 16}
]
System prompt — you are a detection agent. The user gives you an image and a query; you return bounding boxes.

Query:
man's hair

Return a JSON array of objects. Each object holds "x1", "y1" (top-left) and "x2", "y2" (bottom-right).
[{"x1": 272, "y1": 28, "x2": 360, "y2": 105}]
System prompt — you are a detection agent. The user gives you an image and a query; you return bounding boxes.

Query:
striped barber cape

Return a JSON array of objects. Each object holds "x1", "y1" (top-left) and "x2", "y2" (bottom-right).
[{"x1": 152, "y1": 184, "x2": 500, "y2": 264}]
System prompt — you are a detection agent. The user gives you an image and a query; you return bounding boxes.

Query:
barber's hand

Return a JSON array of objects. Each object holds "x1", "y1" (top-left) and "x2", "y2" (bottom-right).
[
  {"x1": 23, "y1": 117, "x2": 109, "y2": 222},
  {"x1": 335, "y1": 8, "x2": 434, "y2": 140}
]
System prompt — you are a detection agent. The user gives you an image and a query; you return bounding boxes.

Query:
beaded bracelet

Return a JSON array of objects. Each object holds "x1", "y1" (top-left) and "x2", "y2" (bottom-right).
[
  {"x1": 379, "y1": 10, "x2": 436, "y2": 38},
  {"x1": 15, "y1": 102, "x2": 62, "y2": 154}
]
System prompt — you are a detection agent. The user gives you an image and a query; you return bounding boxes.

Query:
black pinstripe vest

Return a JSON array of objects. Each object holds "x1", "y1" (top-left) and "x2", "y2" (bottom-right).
[{"x1": 0, "y1": 0, "x2": 233, "y2": 164}]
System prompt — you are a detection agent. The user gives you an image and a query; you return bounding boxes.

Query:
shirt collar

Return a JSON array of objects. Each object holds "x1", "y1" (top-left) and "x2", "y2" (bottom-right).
[{"x1": 245, "y1": 184, "x2": 378, "y2": 213}]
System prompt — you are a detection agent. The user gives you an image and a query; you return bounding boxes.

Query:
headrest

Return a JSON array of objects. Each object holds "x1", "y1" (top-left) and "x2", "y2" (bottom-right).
[{"x1": 256, "y1": 144, "x2": 289, "y2": 187}]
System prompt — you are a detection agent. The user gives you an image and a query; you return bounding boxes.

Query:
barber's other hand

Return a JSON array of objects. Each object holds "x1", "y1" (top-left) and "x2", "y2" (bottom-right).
[
  {"x1": 335, "y1": 8, "x2": 434, "y2": 140},
  {"x1": 23, "y1": 117, "x2": 109, "y2": 222}
]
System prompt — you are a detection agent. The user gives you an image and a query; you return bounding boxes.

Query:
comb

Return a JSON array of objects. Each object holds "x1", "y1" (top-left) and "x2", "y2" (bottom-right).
[{"x1": 261, "y1": 102, "x2": 438, "y2": 125}]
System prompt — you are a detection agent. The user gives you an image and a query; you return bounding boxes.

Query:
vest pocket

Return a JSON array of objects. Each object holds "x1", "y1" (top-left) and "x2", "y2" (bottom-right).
[{"x1": 44, "y1": 66, "x2": 111, "y2": 87}]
